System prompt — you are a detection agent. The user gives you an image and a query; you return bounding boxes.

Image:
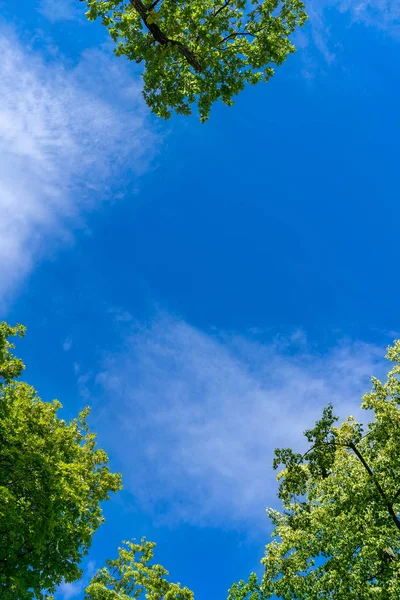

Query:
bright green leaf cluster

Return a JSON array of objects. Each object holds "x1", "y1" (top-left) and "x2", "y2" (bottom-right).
[
  {"x1": 227, "y1": 572, "x2": 264, "y2": 600},
  {"x1": 84, "y1": 538, "x2": 195, "y2": 599},
  {"x1": 83, "y1": 0, "x2": 307, "y2": 121},
  {"x1": 229, "y1": 341, "x2": 400, "y2": 599},
  {"x1": 0, "y1": 321, "x2": 26, "y2": 383},
  {"x1": 0, "y1": 324, "x2": 122, "y2": 600}
]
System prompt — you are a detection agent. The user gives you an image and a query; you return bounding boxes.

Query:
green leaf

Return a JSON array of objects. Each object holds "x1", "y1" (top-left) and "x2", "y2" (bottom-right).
[
  {"x1": 81, "y1": 0, "x2": 307, "y2": 121},
  {"x1": 0, "y1": 323, "x2": 122, "y2": 599},
  {"x1": 231, "y1": 339, "x2": 400, "y2": 599}
]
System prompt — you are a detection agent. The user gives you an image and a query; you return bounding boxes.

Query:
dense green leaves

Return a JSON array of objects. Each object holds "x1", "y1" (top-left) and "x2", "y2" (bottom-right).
[
  {"x1": 84, "y1": 538, "x2": 194, "y2": 600},
  {"x1": 0, "y1": 323, "x2": 122, "y2": 600},
  {"x1": 229, "y1": 341, "x2": 400, "y2": 599},
  {"x1": 7, "y1": 318, "x2": 400, "y2": 600},
  {"x1": 0, "y1": 323, "x2": 193, "y2": 600},
  {"x1": 0, "y1": 322, "x2": 26, "y2": 383},
  {"x1": 83, "y1": 0, "x2": 307, "y2": 121}
]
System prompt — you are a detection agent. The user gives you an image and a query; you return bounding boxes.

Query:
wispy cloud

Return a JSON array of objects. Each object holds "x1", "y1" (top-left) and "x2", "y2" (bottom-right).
[
  {"x1": 338, "y1": 0, "x2": 400, "y2": 34},
  {"x1": 58, "y1": 581, "x2": 82, "y2": 600},
  {"x1": 58, "y1": 560, "x2": 96, "y2": 599},
  {"x1": 63, "y1": 336, "x2": 73, "y2": 352},
  {"x1": 95, "y1": 315, "x2": 387, "y2": 528},
  {"x1": 297, "y1": 0, "x2": 400, "y2": 77},
  {"x1": 0, "y1": 27, "x2": 157, "y2": 307},
  {"x1": 38, "y1": 0, "x2": 80, "y2": 23}
]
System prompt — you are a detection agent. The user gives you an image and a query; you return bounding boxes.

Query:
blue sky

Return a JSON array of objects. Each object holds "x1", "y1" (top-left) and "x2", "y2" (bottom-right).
[{"x1": 2, "y1": 0, "x2": 400, "y2": 598}]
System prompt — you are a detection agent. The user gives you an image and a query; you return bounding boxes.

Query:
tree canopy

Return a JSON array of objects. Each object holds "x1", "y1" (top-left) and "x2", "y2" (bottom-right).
[
  {"x1": 6, "y1": 319, "x2": 400, "y2": 599},
  {"x1": 229, "y1": 341, "x2": 400, "y2": 599},
  {"x1": 84, "y1": 538, "x2": 194, "y2": 600},
  {"x1": 84, "y1": 0, "x2": 307, "y2": 121},
  {"x1": 0, "y1": 322, "x2": 122, "y2": 600}
]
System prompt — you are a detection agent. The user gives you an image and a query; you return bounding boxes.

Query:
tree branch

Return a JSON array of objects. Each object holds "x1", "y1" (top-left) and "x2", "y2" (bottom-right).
[
  {"x1": 297, "y1": 440, "x2": 337, "y2": 462},
  {"x1": 294, "y1": 437, "x2": 400, "y2": 533},
  {"x1": 348, "y1": 442, "x2": 400, "y2": 533},
  {"x1": 129, "y1": 0, "x2": 202, "y2": 72},
  {"x1": 218, "y1": 31, "x2": 254, "y2": 45},
  {"x1": 393, "y1": 487, "x2": 400, "y2": 504},
  {"x1": 212, "y1": 0, "x2": 232, "y2": 19}
]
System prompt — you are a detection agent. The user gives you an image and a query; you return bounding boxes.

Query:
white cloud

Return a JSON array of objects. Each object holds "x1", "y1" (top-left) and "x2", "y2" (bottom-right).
[
  {"x1": 297, "y1": 0, "x2": 400, "y2": 77},
  {"x1": 338, "y1": 0, "x2": 400, "y2": 34},
  {"x1": 58, "y1": 581, "x2": 82, "y2": 600},
  {"x1": 108, "y1": 307, "x2": 134, "y2": 323},
  {"x1": 63, "y1": 336, "x2": 73, "y2": 352},
  {"x1": 58, "y1": 560, "x2": 96, "y2": 599},
  {"x1": 38, "y1": 0, "x2": 80, "y2": 23},
  {"x1": 0, "y1": 28, "x2": 157, "y2": 307},
  {"x1": 95, "y1": 315, "x2": 388, "y2": 528}
]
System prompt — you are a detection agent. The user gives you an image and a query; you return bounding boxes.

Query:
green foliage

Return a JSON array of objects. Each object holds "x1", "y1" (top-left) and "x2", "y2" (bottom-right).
[
  {"x1": 229, "y1": 341, "x2": 400, "y2": 599},
  {"x1": 0, "y1": 321, "x2": 26, "y2": 382},
  {"x1": 0, "y1": 323, "x2": 122, "y2": 600},
  {"x1": 84, "y1": 538, "x2": 194, "y2": 599},
  {"x1": 83, "y1": 0, "x2": 307, "y2": 121},
  {"x1": 227, "y1": 573, "x2": 264, "y2": 600}
]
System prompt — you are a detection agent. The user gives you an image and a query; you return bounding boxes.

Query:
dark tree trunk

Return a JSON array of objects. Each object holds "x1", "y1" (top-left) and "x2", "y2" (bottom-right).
[{"x1": 129, "y1": 0, "x2": 202, "y2": 72}]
